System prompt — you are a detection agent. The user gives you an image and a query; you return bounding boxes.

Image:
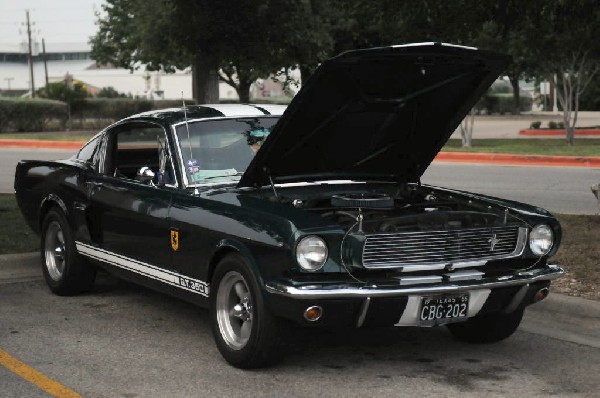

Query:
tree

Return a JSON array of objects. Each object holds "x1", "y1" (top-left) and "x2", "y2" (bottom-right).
[
  {"x1": 247, "y1": 0, "x2": 374, "y2": 86},
  {"x1": 528, "y1": 0, "x2": 600, "y2": 144},
  {"x1": 368, "y1": 0, "x2": 492, "y2": 146},
  {"x1": 90, "y1": 0, "x2": 287, "y2": 103},
  {"x1": 37, "y1": 80, "x2": 88, "y2": 127},
  {"x1": 472, "y1": 1, "x2": 541, "y2": 115},
  {"x1": 90, "y1": 0, "x2": 213, "y2": 98}
]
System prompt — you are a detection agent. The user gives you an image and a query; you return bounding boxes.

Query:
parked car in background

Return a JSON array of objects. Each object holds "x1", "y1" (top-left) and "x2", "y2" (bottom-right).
[{"x1": 14, "y1": 43, "x2": 563, "y2": 368}]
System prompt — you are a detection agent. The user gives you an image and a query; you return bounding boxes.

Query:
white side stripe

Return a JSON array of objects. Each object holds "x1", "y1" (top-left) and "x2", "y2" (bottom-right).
[{"x1": 75, "y1": 241, "x2": 209, "y2": 297}]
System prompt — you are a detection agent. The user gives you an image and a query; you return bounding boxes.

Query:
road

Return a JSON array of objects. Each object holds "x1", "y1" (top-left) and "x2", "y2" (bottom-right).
[
  {"x1": 1, "y1": 275, "x2": 599, "y2": 398},
  {"x1": 423, "y1": 162, "x2": 599, "y2": 214},
  {"x1": 0, "y1": 148, "x2": 77, "y2": 194},
  {"x1": 1, "y1": 147, "x2": 598, "y2": 214},
  {"x1": 449, "y1": 111, "x2": 600, "y2": 139}
]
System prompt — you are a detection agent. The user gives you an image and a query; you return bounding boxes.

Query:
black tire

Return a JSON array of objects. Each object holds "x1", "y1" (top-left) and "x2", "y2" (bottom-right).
[
  {"x1": 447, "y1": 308, "x2": 524, "y2": 343},
  {"x1": 40, "y1": 208, "x2": 96, "y2": 295},
  {"x1": 210, "y1": 253, "x2": 287, "y2": 368}
]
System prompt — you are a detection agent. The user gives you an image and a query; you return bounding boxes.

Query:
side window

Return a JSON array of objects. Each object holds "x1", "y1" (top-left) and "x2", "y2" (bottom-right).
[
  {"x1": 76, "y1": 136, "x2": 100, "y2": 164},
  {"x1": 106, "y1": 123, "x2": 175, "y2": 185}
]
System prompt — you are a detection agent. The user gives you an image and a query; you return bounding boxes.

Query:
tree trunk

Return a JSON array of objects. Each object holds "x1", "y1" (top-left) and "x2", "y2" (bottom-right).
[
  {"x1": 299, "y1": 65, "x2": 315, "y2": 87},
  {"x1": 565, "y1": 126, "x2": 575, "y2": 145},
  {"x1": 236, "y1": 80, "x2": 252, "y2": 103},
  {"x1": 508, "y1": 75, "x2": 521, "y2": 115},
  {"x1": 192, "y1": 58, "x2": 219, "y2": 103},
  {"x1": 460, "y1": 108, "x2": 475, "y2": 147}
]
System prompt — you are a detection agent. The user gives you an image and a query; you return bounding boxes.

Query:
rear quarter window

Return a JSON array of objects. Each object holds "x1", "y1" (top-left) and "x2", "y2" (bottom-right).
[{"x1": 76, "y1": 136, "x2": 100, "y2": 163}]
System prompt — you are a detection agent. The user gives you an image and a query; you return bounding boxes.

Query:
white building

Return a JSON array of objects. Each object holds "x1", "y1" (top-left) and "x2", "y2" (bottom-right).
[{"x1": 0, "y1": 41, "x2": 241, "y2": 99}]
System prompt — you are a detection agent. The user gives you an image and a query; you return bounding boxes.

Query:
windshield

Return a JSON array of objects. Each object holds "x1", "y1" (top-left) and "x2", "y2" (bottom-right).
[{"x1": 175, "y1": 117, "x2": 279, "y2": 186}]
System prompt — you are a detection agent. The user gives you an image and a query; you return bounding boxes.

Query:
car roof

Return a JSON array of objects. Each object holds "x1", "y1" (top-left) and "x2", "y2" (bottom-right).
[{"x1": 123, "y1": 103, "x2": 287, "y2": 125}]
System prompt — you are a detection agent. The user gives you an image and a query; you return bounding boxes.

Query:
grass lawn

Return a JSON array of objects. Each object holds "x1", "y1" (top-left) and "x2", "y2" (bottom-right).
[
  {"x1": 551, "y1": 214, "x2": 600, "y2": 301},
  {"x1": 0, "y1": 193, "x2": 597, "y2": 300},
  {"x1": 2, "y1": 134, "x2": 599, "y2": 157},
  {"x1": 443, "y1": 138, "x2": 600, "y2": 157},
  {"x1": 0, "y1": 194, "x2": 38, "y2": 255}
]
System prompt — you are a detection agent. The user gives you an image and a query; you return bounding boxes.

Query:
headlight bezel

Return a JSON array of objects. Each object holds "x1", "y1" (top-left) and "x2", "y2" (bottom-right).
[
  {"x1": 529, "y1": 224, "x2": 554, "y2": 256},
  {"x1": 296, "y1": 235, "x2": 328, "y2": 271}
]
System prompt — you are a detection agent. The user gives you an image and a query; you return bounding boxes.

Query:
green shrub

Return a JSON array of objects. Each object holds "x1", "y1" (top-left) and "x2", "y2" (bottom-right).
[
  {"x1": 221, "y1": 97, "x2": 292, "y2": 105},
  {"x1": 70, "y1": 98, "x2": 197, "y2": 128},
  {"x1": 37, "y1": 81, "x2": 88, "y2": 114},
  {"x1": 548, "y1": 121, "x2": 558, "y2": 129},
  {"x1": 556, "y1": 121, "x2": 565, "y2": 129},
  {"x1": 97, "y1": 86, "x2": 129, "y2": 98},
  {"x1": 530, "y1": 121, "x2": 542, "y2": 129},
  {"x1": 475, "y1": 93, "x2": 532, "y2": 114},
  {"x1": 0, "y1": 98, "x2": 68, "y2": 132},
  {"x1": 73, "y1": 98, "x2": 196, "y2": 120}
]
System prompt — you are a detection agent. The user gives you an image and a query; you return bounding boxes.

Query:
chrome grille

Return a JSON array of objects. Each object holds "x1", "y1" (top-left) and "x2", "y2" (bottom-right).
[{"x1": 362, "y1": 226, "x2": 526, "y2": 271}]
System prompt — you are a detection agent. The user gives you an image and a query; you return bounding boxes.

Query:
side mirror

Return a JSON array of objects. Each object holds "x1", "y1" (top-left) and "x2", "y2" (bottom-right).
[{"x1": 136, "y1": 166, "x2": 155, "y2": 183}]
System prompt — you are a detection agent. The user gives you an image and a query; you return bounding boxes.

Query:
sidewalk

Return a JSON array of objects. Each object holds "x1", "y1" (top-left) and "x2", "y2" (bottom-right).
[
  {"x1": 1, "y1": 251, "x2": 598, "y2": 347},
  {"x1": 449, "y1": 111, "x2": 600, "y2": 139}
]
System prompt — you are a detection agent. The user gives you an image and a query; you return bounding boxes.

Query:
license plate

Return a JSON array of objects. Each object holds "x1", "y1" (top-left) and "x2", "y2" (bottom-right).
[{"x1": 419, "y1": 294, "x2": 469, "y2": 325}]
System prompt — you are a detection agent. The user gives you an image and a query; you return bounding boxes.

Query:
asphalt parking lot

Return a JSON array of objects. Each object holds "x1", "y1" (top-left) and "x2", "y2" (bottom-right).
[
  {"x1": 1, "y1": 264, "x2": 599, "y2": 398},
  {"x1": 1, "y1": 148, "x2": 599, "y2": 397}
]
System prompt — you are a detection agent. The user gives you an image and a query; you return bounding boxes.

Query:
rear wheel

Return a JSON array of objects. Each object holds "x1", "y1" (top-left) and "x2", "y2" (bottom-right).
[
  {"x1": 447, "y1": 308, "x2": 524, "y2": 343},
  {"x1": 211, "y1": 254, "x2": 287, "y2": 368},
  {"x1": 41, "y1": 208, "x2": 96, "y2": 295}
]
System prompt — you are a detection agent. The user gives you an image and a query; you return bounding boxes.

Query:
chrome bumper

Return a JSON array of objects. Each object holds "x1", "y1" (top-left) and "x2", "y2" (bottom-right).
[{"x1": 265, "y1": 264, "x2": 564, "y2": 299}]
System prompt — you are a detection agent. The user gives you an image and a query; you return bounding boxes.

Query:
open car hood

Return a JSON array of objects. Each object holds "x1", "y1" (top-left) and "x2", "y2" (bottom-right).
[{"x1": 238, "y1": 43, "x2": 510, "y2": 188}]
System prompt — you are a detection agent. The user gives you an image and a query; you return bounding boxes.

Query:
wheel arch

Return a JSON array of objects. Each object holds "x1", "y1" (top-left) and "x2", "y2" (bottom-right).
[
  {"x1": 39, "y1": 193, "x2": 69, "y2": 229},
  {"x1": 208, "y1": 239, "x2": 264, "y2": 289}
]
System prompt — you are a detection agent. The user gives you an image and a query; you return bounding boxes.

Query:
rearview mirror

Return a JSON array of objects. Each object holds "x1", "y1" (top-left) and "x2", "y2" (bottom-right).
[{"x1": 136, "y1": 166, "x2": 155, "y2": 183}]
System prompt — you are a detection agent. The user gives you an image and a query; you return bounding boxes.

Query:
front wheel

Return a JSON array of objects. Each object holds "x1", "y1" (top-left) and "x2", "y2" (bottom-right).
[
  {"x1": 211, "y1": 254, "x2": 287, "y2": 368},
  {"x1": 447, "y1": 308, "x2": 524, "y2": 343},
  {"x1": 41, "y1": 208, "x2": 96, "y2": 295}
]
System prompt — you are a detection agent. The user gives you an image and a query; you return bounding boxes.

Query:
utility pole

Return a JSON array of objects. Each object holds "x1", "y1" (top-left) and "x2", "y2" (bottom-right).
[
  {"x1": 25, "y1": 10, "x2": 35, "y2": 97},
  {"x1": 42, "y1": 38, "x2": 49, "y2": 87},
  {"x1": 552, "y1": 73, "x2": 558, "y2": 112}
]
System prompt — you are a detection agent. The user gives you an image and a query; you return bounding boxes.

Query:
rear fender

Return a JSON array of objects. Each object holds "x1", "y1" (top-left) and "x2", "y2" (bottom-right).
[{"x1": 39, "y1": 193, "x2": 69, "y2": 227}]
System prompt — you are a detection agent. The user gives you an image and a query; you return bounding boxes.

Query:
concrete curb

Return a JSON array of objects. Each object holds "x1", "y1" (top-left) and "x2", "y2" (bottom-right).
[
  {"x1": 519, "y1": 128, "x2": 600, "y2": 136},
  {"x1": 0, "y1": 139, "x2": 83, "y2": 150},
  {"x1": 2, "y1": 138, "x2": 599, "y2": 168},
  {"x1": 522, "y1": 293, "x2": 600, "y2": 348},
  {"x1": 0, "y1": 252, "x2": 41, "y2": 284},
  {"x1": 434, "y1": 151, "x2": 600, "y2": 168}
]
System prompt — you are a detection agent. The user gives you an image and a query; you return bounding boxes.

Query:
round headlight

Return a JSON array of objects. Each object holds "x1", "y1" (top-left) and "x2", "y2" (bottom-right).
[
  {"x1": 529, "y1": 224, "x2": 554, "y2": 256},
  {"x1": 296, "y1": 236, "x2": 328, "y2": 271}
]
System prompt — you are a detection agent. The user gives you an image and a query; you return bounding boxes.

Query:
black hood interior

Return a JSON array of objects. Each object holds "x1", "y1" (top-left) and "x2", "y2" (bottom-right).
[{"x1": 239, "y1": 43, "x2": 510, "y2": 188}]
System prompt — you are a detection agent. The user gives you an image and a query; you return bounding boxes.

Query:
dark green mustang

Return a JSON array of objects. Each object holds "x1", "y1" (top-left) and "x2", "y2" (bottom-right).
[{"x1": 15, "y1": 43, "x2": 563, "y2": 368}]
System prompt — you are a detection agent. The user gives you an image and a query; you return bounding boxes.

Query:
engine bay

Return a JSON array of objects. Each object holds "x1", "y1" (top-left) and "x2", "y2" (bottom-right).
[{"x1": 279, "y1": 184, "x2": 519, "y2": 233}]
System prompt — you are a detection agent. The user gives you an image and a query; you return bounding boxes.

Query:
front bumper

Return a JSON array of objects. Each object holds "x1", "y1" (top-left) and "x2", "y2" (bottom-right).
[
  {"x1": 266, "y1": 264, "x2": 563, "y2": 299},
  {"x1": 265, "y1": 264, "x2": 564, "y2": 327}
]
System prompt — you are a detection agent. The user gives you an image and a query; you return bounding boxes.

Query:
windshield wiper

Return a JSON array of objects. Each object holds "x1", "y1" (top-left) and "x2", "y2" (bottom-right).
[{"x1": 200, "y1": 172, "x2": 245, "y2": 181}]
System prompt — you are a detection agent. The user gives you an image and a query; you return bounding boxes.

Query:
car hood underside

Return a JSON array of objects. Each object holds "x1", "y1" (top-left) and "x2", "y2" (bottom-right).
[{"x1": 239, "y1": 43, "x2": 510, "y2": 188}]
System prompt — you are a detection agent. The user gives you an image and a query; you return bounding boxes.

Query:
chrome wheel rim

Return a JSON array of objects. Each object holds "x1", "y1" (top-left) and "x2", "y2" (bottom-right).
[
  {"x1": 216, "y1": 271, "x2": 253, "y2": 350},
  {"x1": 44, "y1": 221, "x2": 66, "y2": 281}
]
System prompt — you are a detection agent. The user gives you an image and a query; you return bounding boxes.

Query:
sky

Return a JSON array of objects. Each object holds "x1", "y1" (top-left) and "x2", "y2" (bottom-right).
[{"x1": 0, "y1": 0, "x2": 105, "y2": 45}]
